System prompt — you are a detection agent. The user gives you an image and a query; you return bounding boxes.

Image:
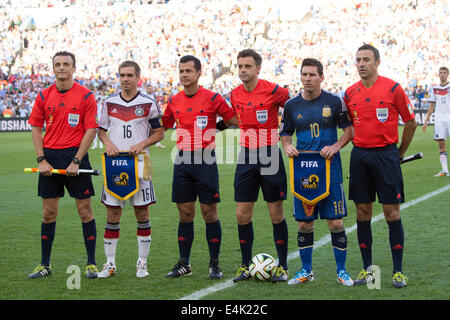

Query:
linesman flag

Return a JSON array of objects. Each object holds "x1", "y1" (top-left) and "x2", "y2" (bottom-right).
[
  {"x1": 102, "y1": 152, "x2": 139, "y2": 201},
  {"x1": 289, "y1": 151, "x2": 331, "y2": 217}
]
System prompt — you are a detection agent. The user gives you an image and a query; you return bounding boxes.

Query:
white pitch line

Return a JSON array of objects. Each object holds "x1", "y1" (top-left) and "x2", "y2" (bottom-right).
[{"x1": 180, "y1": 184, "x2": 450, "y2": 300}]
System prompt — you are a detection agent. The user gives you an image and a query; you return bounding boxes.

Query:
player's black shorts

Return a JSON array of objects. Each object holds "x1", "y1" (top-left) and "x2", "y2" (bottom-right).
[
  {"x1": 172, "y1": 149, "x2": 220, "y2": 204},
  {"x1": 349, "y1": 144, "x2": 404, "y2": 204},
  {"x1": 38, "y1": 147, "x2": 95, "y2": 199},
  {"x1": 234, "y1": 146, "x2": 287, "y2": 202}
]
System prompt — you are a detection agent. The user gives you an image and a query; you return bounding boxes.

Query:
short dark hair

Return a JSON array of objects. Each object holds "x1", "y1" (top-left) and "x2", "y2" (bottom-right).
[
  {"x1": 119, "y1": 60, "x2": 141, "y2": 77},
  {"x1": 53, "y1": 51, "x2": 76, "y2": 67},
  {"x1": 179, "y1": 55, "x2": 201, "y2": 71},
  {"x1": 357, "y1": 43, "x2": 380, "y2": 61},
  {"x1": 237, "y1": 49, "x2": 262, "y2": 67},
  {"x1": 439, "y1": 66, "x2": 449, "y2": 73},
  {"x1": 301, "y1": 58, "x2": 323, "y2": 76}
]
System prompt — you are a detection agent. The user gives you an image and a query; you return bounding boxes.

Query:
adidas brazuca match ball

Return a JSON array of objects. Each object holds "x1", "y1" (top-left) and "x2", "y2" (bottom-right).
[{"x1": 249, "y1": 253, "x2": 277, "y2": 281}]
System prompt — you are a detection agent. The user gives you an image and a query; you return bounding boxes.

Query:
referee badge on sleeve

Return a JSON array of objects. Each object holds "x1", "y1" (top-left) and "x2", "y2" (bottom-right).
[{"x1": 407, "y1": 103, "x2": 414, "y2": 114}]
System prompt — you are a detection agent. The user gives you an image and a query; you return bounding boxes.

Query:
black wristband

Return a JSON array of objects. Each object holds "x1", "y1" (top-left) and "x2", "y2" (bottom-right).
[
  {"x1": 72, "y1": 157, "x2": 80, "y2": 164},
  {"x1": 37, "y1": 156, "x2": 46, "y2": 163},
  {"x1": 216, "y1": 119, "x2": 227, "y2": 131}
]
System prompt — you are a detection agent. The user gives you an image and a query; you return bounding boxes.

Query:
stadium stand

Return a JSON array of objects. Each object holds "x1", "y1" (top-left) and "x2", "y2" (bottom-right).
[{"x1": 1, "y1": 0, "x2": 448, "y2": 117}]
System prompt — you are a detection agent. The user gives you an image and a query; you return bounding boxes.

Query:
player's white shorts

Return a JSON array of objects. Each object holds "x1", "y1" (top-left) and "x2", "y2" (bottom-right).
[
  {"x1": 101, "y1": 179, "x2": 156, "y2": 208},
  {"x1": 434, "y1": 120, "x2": 450, "y2": 140}
]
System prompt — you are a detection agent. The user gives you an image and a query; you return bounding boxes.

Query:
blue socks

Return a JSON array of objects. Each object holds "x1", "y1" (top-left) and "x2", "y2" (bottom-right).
[
  {"x1": 206, "y1": 220, "x2": 222, "y2": 260},
  {"x1": 41, "y1": 221, "x2": 56, "y2": 267},
  {"x1": 330, "y1": 228, "x2": 348, "y2": 273},
  {"x1": 238, "y1": 222, "x2": 254, "y2": 267},
  {"x1": 273, "y1": 219, "x2": 289, "y2": 270},
  {"x1": 178, "y1": 221, "x2": 194, "y2": 264},
  {"x1": 297, "y1": 226, "x2": 348, "y2": 274},
  {"x1": 387, "y1": 218, "x2": 404, "y2": 273},
  {"x1": 297, "y1": 229, "x2": 314, "y2": 272},
  {"x1": 357, "y1": 220, "x2": 373, "y2": 270},
  {"x1": 41, "y1": 220, "x2": 97, "y2": 267},
  {"x1": 82, "y1": 219, "x2": 97, "y2": 266}
]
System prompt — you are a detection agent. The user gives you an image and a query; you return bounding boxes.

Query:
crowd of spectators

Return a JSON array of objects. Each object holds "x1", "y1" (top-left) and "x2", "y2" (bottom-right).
[{"x1": 1, "y1": 0, "x2": 448, "y2": 118}]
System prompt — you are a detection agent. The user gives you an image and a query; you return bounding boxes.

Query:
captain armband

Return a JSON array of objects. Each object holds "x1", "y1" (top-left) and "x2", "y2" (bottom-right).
[
  {"x1": 216, "y1": 119, "x2": 227, "y2": 131},
  {"x1": 149, "y1": 117, "x2": 162, "y2": 129},
  {"x1": 336, "y1": 112, "x2": 351, "y2": 126}
]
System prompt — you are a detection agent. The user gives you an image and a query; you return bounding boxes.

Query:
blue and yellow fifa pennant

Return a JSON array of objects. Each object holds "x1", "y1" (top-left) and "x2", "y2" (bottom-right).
[
  {"x1": 102, "y1": 152, "x2": 139, "y2": 201},
  {"x1": 289, "y1": 151, "x2": 330, "y2": 217}
]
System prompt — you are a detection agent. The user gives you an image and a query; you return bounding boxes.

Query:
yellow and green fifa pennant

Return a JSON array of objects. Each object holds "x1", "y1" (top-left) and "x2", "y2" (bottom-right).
[
  {"x1": 102, "y1": 152, "x2": 139, "y2": 201},
  {"x1": 289, "y1": 151, "x2": 330, "y2": 216}
]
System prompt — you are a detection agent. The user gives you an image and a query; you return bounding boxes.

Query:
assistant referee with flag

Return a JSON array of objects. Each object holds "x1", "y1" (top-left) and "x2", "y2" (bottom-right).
[
  {"x1": 28, "y1": 51, "x2": 99, "y2": 279},
  {"x1": 344, "y1": 44, "x2": 417, "y2": 288}
]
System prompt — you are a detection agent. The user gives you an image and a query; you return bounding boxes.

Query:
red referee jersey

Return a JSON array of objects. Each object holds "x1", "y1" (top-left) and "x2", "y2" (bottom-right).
[
  {"x1": 231, "y1": 79, "x2": 290, "y2": 148},
  {"x1": 28, "y1": 82, "x2": 99, "y2": 149},
  {"x1": 344, "y1": 76, "x2": 415, "y2": 148},
  {"x1": 162, "y1": 86, "x2": 235, "y2": 151}
]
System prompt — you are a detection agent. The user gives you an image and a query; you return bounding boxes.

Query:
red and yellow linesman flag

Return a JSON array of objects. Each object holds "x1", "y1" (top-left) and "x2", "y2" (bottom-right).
[{"x1": 289, "y1": 151, "x2": 331, "y2": 217}]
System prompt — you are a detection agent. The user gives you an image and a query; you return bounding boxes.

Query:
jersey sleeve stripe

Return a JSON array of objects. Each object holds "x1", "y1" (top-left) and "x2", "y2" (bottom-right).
[
  {"x1": 139, "y1": 92, "x2": 162, "y2": 115},
  {"x1": 335, "y1": 92, "x2": 348, "y2": 112},
  {"x1": 211, "y1": 93, "x2": 219, "y2": 101},
  {"x1": 324, "y1": 89, "x2": 348, "y2": 112},
  {"x1": 39, "y1": 92, "x2": 45, "y2": 101},
  {"x1": 391, "y1": 83, "x2": 399, "y2": 93},
  {"x1": 84, "y1": 92, "x2": 93, "y2": 100},
  {"x1": 271, "y1": 84, "x2": 279, "y2": 95}
]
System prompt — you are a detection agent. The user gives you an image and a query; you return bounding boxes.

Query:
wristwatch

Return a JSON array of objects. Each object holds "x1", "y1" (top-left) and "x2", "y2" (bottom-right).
[
  {"x1": 36, "y1": 156, "x2": 46, "y2": 163},
  {"x1": 72, "y1": 157, "x2": 80, "y2": 165}
]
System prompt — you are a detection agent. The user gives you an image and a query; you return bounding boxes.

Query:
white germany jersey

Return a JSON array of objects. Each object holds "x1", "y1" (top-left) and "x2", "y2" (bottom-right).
[
  {"x1": 429, "y1": 83, "x2": 450, "y2": 121},
  {"x1": 99, "y1": 92, "x2": 162, "y2": 151}
]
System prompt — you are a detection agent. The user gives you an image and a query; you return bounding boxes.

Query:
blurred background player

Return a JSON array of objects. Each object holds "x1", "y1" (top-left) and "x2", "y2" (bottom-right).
[
  {"x1": 91, "y1": 95, "x2": 104, "y2": 150},
  {"x1": 422, "y1": 66, "x2": 450, "y2": 177},
  {"x1": 162, "y1": 55, "x2": 237, "y2": 279},
  {"x1": 230, "y1": 49, "x2": 291, "y2": 283},
  {"x1": 280, "y1": 58, "x2": 354, "y2": 286},
  {"x1": 97, "y1": 60, "x2": 164, "y2": 278},
  {"x1": 28, "y1": 51, "x2": 99, "y2": 279},
  {"x1": 344, "y1": 44, "x2": 417, "y2": 288}
]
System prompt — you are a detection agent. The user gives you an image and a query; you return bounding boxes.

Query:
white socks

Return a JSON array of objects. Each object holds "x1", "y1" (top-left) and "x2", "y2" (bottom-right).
[
  {"x1": 440, "y1": 152, "x2": 448, "y2": 173},
  {"x1": 104, "y1": 238, "x2": 119, "y2": 266},
  {"x1": 137, "y1": 235, "x2": 151, "y2": 262}
]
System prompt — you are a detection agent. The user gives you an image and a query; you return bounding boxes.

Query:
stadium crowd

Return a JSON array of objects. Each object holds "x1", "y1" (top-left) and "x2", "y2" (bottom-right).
[{"x1": 1, "y1": 0, "x2": 448, "y2": 118}]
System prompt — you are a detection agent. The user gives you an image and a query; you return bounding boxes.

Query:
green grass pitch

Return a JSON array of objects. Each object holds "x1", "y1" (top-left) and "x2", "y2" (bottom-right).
[{"x1": 0, "y1": 127, "x2": 449, "y2": 301}]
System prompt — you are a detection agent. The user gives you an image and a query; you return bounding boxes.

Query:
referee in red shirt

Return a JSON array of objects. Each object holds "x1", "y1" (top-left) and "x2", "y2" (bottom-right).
[
  {"x1": 344, "y1": 44, "x2": 417, "y2": 288},
  {"x1": 230, "y1": 49, "x2": 291, "y2": 283},
  {"x1": 28, "y1": 51, "x2": 99, "y2": 279},
  {"x1": 162, "y1": 55, "x2": 237, "y2": 279}
]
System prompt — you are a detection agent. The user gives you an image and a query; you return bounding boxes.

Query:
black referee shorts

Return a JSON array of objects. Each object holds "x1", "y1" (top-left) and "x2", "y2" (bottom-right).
[
  {"x1": 234, "y1": 146, "x2": 287, "y2": 203},
  {"x1": 349, "y1": 144, "x2": 404, "y2": 204},
  {"x1": 38, "y1": 147, "x2": 95, "y2": 199},
  {"x1": 172, "y1": 149, "x2": 220, "y2": 204}
]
